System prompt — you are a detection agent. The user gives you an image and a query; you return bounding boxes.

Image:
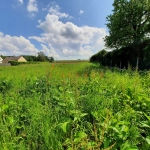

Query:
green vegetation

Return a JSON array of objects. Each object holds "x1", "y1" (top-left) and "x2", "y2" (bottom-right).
[
  {"x1": 90, "y1": 41, "x2": 150, "y2": 69},
  {"x1": 8, "y1": 61, "x2": 39, "y2": 66},
  {"x1": 0, "y1": 62, "x2": 150, "y2": 149},
  {"x1": 105, "y1": 0, "x2": 150, "y2": 50},
  {"x1": 22, "y1": 52, "x2": 54, "y2": 62},
  {"x1": 91, "y1": 0, "x2": 150, "y2": 69}
]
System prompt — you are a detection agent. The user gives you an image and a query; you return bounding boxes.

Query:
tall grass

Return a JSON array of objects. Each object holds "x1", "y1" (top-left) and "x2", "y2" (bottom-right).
[{"x1": 0, "y1": 62, "x2": 150, "y2": 149}]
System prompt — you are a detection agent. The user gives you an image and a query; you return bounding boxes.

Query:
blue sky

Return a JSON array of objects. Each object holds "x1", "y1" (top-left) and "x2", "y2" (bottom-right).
[{"x1": 0, "y1": 0, "x2": 114, "y2": 60}]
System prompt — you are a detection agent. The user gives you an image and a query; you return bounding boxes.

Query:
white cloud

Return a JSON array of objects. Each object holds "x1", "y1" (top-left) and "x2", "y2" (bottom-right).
[
  {"x1": 49, "y1": 5, "x2": 69, "y2": 18},
  {"x1": 29, "y1": 13, "x2": 107, "y2": 59},
  {"x1": 79, "y1": 10, "x2": 84, "y2": 15},
  {"x1": 0, "y1": 32, "x2": 4, "y2": 37},
  {"x1": 40, "y1": 44, "x2": 59, "y2": 58},
  {"x1": 27, "y1": 0, "x2": 38, "y2": 12},
  {"x1": 0, "y1": 32, "x2": 38, "y2": 56},
  {"x1": 42, "y1": 3, "x2": 50, "y2": 11},
  {"x1": 18, "y1": 0, "x2": 23, "y2": 4},
  {"x1": 42, "y1": 2, "x2": 73, "y2": 19}
]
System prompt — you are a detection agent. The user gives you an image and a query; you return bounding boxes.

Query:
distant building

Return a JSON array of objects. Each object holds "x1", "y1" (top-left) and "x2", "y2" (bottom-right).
[
  {"x1": 2, "y1": 56, "x2": 27, "y2": 63},
  {"x1": 0, "y1": 56, "x2": 3, "y2": 63}
]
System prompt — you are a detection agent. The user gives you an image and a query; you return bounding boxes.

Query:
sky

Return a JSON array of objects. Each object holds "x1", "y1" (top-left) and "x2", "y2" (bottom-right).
[{"x1": 0, "y1": 0, "x2": 114, "y2": 60}]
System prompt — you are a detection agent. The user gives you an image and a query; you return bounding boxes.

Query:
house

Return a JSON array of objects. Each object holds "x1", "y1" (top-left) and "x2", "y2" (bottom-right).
[
  {"x1": 0, "y1": 56, "x2": 3, "y2": 63},
  {"x1": 2, "y1": 56, "x2": 27, "y2": 63}
]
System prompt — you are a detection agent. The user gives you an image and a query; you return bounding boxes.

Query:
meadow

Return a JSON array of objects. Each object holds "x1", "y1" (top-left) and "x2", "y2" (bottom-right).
[{"x1": 0, "y1": 62, "x2": 150, "y2": 150}]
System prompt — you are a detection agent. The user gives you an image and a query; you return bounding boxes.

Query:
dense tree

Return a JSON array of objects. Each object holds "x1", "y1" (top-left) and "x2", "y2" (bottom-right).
[
  {"x1": 37, "y1": 51, "x2": 46, "y2": 61},
  {"x1": 0, "y1": 55, "x2": 5, "y2": 59},
  {"x1": 22, "y1": 55, "x2": 37, "y2": 61},
  {"x1": 90, "y1": 49, "x2": 107, "y2": 64},
  {"x1": 23, "y1": 53, "x2": 54, "y2": 62},
  {"x1": 105, "y1": 0, "x2": 150, "y2": 57},
  {"x1": 90, "y1": 0, "x2": 150, "y2": 69},
  {"x1": 37, "y1": 51, "x2": 49, "y2": 62},
  {"x1": 49, "y1": 57, "x2": 54, "y2": 62},
  {"x1": 90, "y1": 39, "x2": 150, "y2": 69}
]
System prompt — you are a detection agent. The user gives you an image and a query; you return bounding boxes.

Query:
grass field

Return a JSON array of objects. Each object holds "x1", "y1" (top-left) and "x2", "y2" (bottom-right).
[{"x1": 0, "y1": 62, "x2": 150, "y2": 150}]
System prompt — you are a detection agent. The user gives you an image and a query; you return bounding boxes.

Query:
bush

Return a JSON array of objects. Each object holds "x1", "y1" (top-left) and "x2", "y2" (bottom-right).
[
  {"x1": 49, "y1": 57, "x2": 55, "y2": 63},
  {"x1": 8, "y1": 61, "x2": 28, "y2": 66},
  {"x1": 8, "y1": 61, "x2": 39, "y2": 66}
]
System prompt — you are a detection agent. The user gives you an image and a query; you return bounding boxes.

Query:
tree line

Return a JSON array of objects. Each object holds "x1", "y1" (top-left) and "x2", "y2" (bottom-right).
[
  {"x1": 23, "y1": 51, "x2": 54, "y2": 62},
  {"x1": 90, "y1": 0, "x2": 150, "y2": 70},
  {"x1": 1, "y1": 51, "x2": 54, "y2": 62}
]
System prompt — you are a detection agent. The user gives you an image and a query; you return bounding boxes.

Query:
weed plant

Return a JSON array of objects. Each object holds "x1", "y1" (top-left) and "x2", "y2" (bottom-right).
[{"x1": 0, "y1": 62, "x2": 150, "y2": 149}]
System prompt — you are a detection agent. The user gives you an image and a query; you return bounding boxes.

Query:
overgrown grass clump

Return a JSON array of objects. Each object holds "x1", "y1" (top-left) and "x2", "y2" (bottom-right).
[{"x1": 0, "y1": 62, "x2": 150, "y2": 149}]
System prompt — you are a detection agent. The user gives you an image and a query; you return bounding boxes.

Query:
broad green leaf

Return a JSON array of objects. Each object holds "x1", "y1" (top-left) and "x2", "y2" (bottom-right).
[
  {"x1": 110, "y1": 126, "x2": 120, "y2": 133},
  {"x1": 144, "y1": 113, "x2": 150, "y2": 121},
  {"x1": 58, "y1": 102, "x2": 66, "y2": 107},
  {"x1": 80, "y1": 113, "x2": 88, "y2": 118},
  {"x1": 125, "y1": 148, "x2": 138, "y2": 150},
  {"x1": 8, "y1": 116, "x2": 14, "y2": 125},
  {"x1": 121, "y1": 125, "x2": 129, "y2": 132},
  {"x1": 60, "y1": 121, "x2": 70, "y2": 133},
  {"x1": 146, "y1": 138, "x2": 150, "y2": 145},
  {"x1": 2, "y1": 104, "x2": 8, "y2": 111},
  {"x1": 140, "y1": 122, "x2": 150, "y2": 128},
  {"x1": 58, "y1": 86, "x2": 63, "y2": 92},
  {"x1": 123, "y1": 145, "x2": 138, "y2": 150},
  {"x1": 76, "y1": 131, "x2": 87, "y2": 139},
  {"x1": 73, "y1": 117, "x2": 78, "y2": 122},
  {"x1": 104, "y1": 139, "x2": 111, "y2": 148},
  {"x1": 74, "y1": 138, "x2": 80, "y2": 144}
]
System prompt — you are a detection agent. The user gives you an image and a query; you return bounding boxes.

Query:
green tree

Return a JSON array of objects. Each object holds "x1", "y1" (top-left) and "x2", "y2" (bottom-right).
[
  {"x1": 105, "y1": 0, "x2": 150, "y2": 57},
  {"x1": 90, "y1": 49, "x2": 107, "y2": 64},
  {"x1": 49, "y1": 57, "x2": 54, "y2": 62},
  {"x1": 37, "y1": 51, "x2": 48, "y2": 62}
]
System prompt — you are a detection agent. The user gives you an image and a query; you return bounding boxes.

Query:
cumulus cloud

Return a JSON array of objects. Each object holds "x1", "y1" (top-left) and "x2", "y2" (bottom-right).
[
  {"x1": 18, "y1": 0, "x2": 23, "y2": 4},
  {"x1": 0, "y1": 32, "x2": 4, "y2": 37},
  {"x1": 42, "y1": 2, "x2": 73, "y2": 19},
  {"x1": 49, "y1": 5, "x2": 69, "y2": 18},
  {"x1": 27, "y1": 0, "x2": 38, "y2": 12},
  {"x1": 79, "y1": 10, "x2": 84, "y2": 15},
  {"x1": 29, "y1": 13, "x2": 107, "y2": 59},
  {"x1": 40, "y1": 44, "x2": 59, "y2": 58},
  {"x1": 0, "y1": 32, "x2": 38, "y2": 56},
  {"x1": 0, "y1": 32, "x2": 60, "y2": 58}
]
